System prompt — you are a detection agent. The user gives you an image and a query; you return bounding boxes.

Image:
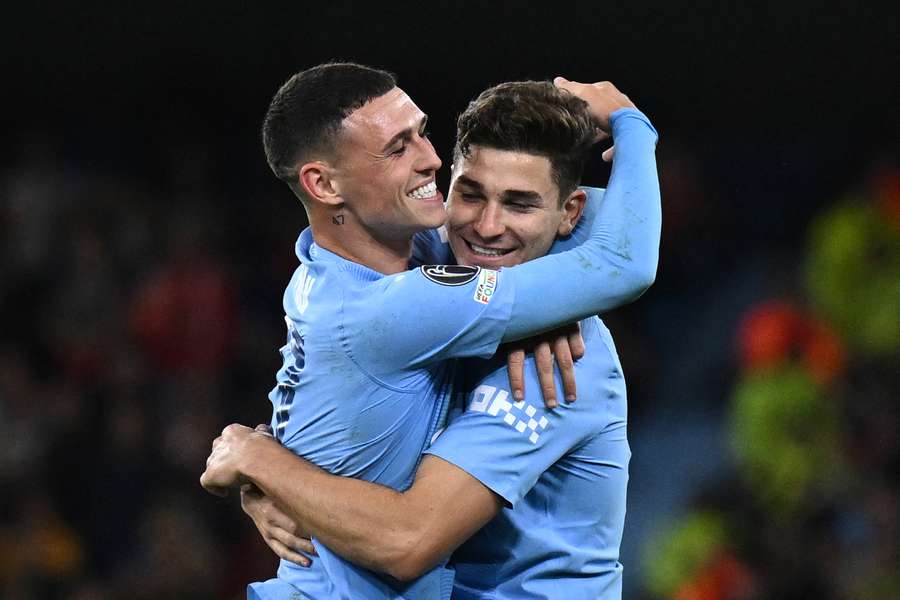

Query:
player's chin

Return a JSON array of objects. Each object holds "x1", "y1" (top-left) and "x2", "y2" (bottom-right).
[{"x1": 415, "y1": 202, "x2": 448, "y2": 228}]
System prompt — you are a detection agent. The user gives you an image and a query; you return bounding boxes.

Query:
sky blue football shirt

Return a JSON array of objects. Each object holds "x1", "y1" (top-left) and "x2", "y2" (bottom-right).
[
  {"x1": 249, "y1": 108, "x2": 658, "y2": 599},
  {"x1": 426, "y1": 316, "x2": 629, "y2": 599}
]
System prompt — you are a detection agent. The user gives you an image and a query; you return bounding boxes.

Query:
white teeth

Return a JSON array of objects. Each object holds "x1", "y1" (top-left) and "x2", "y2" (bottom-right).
[
  {"x1": 408, "y1": 181, "x2": 437, "y2": 199},
  {"x1": 470, "y1": 243, "x2": 509, "y2": 256}
]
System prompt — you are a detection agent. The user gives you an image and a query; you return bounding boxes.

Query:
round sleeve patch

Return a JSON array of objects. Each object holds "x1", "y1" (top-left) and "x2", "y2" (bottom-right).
[{"x1": 420, "y1": 265, "x2": 481, "y2": 286}]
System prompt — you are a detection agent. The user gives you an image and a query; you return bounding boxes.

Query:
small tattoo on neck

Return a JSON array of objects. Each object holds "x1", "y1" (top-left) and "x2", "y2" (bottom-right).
[{"x1": 332, "y1": 214, "x2": 345, "y2": 225}]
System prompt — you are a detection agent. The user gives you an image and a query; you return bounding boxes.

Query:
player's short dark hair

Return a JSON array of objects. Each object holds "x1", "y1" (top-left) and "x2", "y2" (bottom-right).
[
  {"x1": 454, "y1": 81, "x2": 596, "y2": 202},
  {"x1": 262, "y1": 62, "x2": 397, "y2": 197}
]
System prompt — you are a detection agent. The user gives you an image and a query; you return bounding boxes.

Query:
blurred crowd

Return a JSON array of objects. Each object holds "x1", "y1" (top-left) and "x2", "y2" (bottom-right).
[
  {"x1": 0, "y1": 127, "x2": 897, "y2": 599},
  {"x1": 643, "y1": 170, "x2": 900, "y2": 599},
  {"x1": 0, "y1": 133, "x2": 301, "y2": 599}
]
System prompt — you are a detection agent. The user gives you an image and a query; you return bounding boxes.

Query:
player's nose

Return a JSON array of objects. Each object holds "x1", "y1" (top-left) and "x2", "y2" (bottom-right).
[
  {"x1": 415, "y1": 136, "x2": 442, "y2": 173},
  {"x1": 474, "y1": 203, "x2": 505, "y2": 238}
]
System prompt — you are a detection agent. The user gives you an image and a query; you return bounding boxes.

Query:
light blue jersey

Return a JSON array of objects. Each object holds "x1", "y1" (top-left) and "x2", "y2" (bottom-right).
[
  {"x1": 426, "y1": 316, "x2": 629, "y2": 599},
  {"x1": 249, "y1": 108, "x2": 659, "y2": 599}
]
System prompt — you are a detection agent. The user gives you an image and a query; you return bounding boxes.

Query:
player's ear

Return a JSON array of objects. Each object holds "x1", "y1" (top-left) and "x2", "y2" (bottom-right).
[
  {"x1": 299, "y1": 161, "x2": 342, "y2": 207},
  {"x1": 557, "y1": 188, "x2": 586, "y2": 236}
]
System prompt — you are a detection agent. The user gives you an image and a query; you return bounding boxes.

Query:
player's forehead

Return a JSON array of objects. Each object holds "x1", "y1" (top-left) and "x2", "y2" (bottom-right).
[
  {"x1": 453, "y1": 146, "x2": 558, "y2": 202},
  {"x1": 341, "y1": 87, "x2": 425, "y2": 149}
]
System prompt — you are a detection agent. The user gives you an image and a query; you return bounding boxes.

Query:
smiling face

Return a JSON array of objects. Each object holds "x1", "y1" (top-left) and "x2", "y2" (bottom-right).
[
  {"x1": 447, "y1": 145, "x2": 585, "y2": 269},
  {"x1": 331, "y1": 87, "x2": 446, "y2": 239}
]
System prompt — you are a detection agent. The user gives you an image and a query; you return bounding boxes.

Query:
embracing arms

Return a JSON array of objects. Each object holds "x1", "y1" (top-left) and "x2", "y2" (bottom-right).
[{"x1": 203, "y1": 426, "x2": 500, "y2": 581}]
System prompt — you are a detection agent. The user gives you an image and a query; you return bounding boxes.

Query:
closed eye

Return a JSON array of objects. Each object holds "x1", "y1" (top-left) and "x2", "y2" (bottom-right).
[{"x1": 507, "y1": 202, "x2": 535, "y2": 212}]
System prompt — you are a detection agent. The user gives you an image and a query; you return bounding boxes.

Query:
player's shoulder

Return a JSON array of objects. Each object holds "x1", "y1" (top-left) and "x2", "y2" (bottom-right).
[{"x1": 411, "y1": 227, "x2": 452, "y2": 266}]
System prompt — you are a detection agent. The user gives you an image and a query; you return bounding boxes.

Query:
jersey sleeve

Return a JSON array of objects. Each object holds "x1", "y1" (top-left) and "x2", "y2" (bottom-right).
[
  {"x1": 342, "y1": 264, "x2": 516, "y2": 372},
  {"x1": 500, "y1": 108, "x2": 661, "y2": 340},
  {"x1": 545, "y1": 186, "x2": 604, "y2": 254},
  {"x1": 424, "y1": 356, "x2": 604, "y2": 507}
]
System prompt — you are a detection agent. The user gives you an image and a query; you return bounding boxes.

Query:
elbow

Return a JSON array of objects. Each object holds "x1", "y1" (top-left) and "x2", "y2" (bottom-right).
[
  {"x1": 635, "y1": 264, "x2": 657, "y2": 293},
  {"x1": 381, "y1": 532, "x2": 438, "y2": 582},
  {"x1": 384, "y1": 550, "x2": 433, "y2": 583},
  {"x1": 622, "y1": 261, "x2": 657, "y2": 300},
  {"x1": 387, "y1": 561, "x2": 429, "y2": 583}
]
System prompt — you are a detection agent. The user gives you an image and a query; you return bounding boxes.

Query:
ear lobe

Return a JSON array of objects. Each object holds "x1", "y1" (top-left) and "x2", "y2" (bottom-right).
[
  {"x1": 299, "y1": 162, "x2": 341, "y2": 206},
  {"x1": 558, "y1": 221, "x2": 575, "y2": 236},
  {"x1": 558, "y1": 188, "x2": 587, "y2": 236}
]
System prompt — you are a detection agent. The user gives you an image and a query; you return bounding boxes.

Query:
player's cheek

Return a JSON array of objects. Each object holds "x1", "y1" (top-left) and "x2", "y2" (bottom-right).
[{"x1": 451, "y1": 204, "x2": 478, "y2": 230}]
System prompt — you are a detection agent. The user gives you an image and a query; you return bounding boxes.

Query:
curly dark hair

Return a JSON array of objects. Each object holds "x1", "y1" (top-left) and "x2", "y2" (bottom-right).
[
  {"x1": 262, "y1": 62, "x2": 396, "y2": 197},
  {"x1": 454, "y1": 81, "x2": 597, "y2": 201}
]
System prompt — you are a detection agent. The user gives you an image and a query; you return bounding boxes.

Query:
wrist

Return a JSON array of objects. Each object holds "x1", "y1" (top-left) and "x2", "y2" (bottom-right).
[
  {"x1": 610, "y1": 108, "x2": 657, "y2": 140},
  {"x1": 239, "y1": 432, "x2": 282, "y2": 484}
]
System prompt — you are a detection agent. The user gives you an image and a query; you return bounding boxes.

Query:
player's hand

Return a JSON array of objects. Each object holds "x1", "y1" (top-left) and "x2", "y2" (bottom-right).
[
  {"x1": 506, "y1": 323, "x2": 585, "y2": 409},
  {"x1": 241, "y1": 483, "x2": 317, "y2": 567},
  {"x1": 200, "y1": 423, "x2": 270, "y2": 496},
  {"x1": 554, "y1": 78, "x2": 635, "y2": 162}
]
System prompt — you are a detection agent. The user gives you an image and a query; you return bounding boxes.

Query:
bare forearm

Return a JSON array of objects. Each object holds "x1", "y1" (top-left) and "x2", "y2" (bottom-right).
[{"x1": 239, "y1": 439, "x2": 419, "y2": 577}]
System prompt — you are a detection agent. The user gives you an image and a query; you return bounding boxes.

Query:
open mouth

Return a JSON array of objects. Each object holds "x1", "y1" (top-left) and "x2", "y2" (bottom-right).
[
  {"x1": 407, "y1": 181, "x2": 438, "y2": 200},
  {"x1": 465, "y1": 239, "x2": 515, "y2": 257}
]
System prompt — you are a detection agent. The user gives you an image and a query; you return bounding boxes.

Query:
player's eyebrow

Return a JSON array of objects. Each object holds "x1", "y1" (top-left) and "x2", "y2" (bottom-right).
[
  {"x1": 380, "y1": 115, "x2": 429, "y2": 153},
  {"x1": 499, "y1": 189, "x2": 543, "y2": 205},
  {"x1": 454, "y1": 175, "x2": 485, "y2": 192},
  {"x1": 455, "y1": 176, "x2": 543, "y2": 204}
]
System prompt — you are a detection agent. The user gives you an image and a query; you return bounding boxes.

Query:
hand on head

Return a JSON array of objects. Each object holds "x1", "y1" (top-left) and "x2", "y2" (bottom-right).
[{"x1": 553, "y1": 78, "x2": 635, "y2": 162}]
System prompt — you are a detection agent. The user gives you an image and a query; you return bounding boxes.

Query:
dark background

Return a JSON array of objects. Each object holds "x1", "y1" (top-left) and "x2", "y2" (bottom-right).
[{"x1": 1, "y1": 2, "x2": 898, "y2": 598}]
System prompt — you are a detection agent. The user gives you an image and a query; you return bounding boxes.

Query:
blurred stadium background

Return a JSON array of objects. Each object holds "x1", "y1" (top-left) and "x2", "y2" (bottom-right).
[{"x1": 1, "y1": 2, "x2": 897, "y2": 598}]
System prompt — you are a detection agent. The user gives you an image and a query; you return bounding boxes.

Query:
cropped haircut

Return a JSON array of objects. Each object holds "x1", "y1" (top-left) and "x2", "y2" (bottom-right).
[
  {"x1": 454, "y1": 81, "x2": 597, "y2": 202},
  {"x1": 262, "y1": 62, "x2": 397, "y2": 197}
]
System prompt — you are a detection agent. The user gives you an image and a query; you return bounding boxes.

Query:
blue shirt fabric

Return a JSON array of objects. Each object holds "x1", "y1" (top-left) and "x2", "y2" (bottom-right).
[
  {"x1": 425, "y1": 317, "x2": 630, "y2": 599},
  {"x1": 249, "y1": 108, "x2": 659, "y2": 599},
  {"x1": 264, "y1": 232, "x2": 513, "y2": 600}
]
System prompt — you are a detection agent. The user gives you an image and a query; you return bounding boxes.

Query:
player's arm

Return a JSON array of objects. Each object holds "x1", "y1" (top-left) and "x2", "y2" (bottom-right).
[
  {"x1": 501, "y1": 82, "x2": 661, "y2": 340},
  {"x1": 201, "y1": 425, "x2": 502, "y2": 582},
  {"x1": 358, "y1": 82, "x2": 660, "y2": 372},
  {"x1": 202, "y1": 356, "x2": 598, "y2": 579}
]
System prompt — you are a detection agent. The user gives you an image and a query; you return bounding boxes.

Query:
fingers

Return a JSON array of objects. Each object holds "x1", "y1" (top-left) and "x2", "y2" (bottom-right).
[
  {"x1": 534, "y1": 342, "x2": 557, "y2": 409},
  {"x1": 506, "y1": 349, "x2": 526, "y2": 401},
  {"x1": 296, "y1": 536, "x2": 318, "y2": 556},
  {"x1": 221, "y1": 423, "x2": 254, "y2": 440},
  {"x1": 268, "y1": 524, "x2": 317, "y2": 557},
  {"x1": 552, "y1": 335, "x2": 577, "y2": 402},
  {"x1": 602, "y1": 146, "x2": 615, "y2": 162},
  {"x1": 266, "y1": 536, "x2": 312, "y2": 567},
  {"x1": 553, "y1": 77, "x2": 635, "y2": 133},
  {"x1": 553, "y1": 76, "x2": 580, "y2": 97},
  {"x1": 266, "y1": 504, "x2": 305, "y2": 534},
  {"x1": 553, "y1": 76, "x2": 594, "y2": 92},
  {"x1": 199, "y1": 472, "x2": 228, "y2": 497},
  {"x1": 241, "y1": 487, "x2": 313, "y2": 552},
  {"x1": 567, "y1": 323, "x2": 586, "y2": 360},
  {"x1": 240, "y1": 484, "x2": 263, "y2": 515}
]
